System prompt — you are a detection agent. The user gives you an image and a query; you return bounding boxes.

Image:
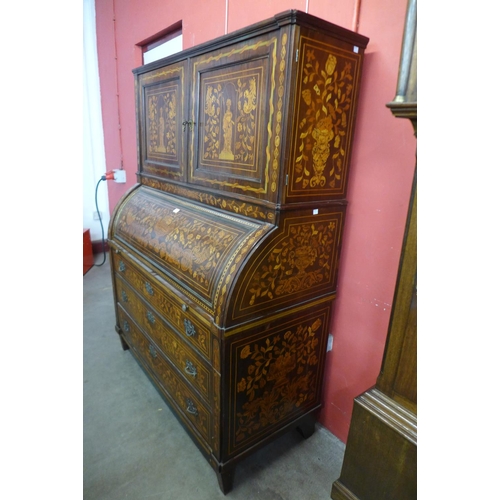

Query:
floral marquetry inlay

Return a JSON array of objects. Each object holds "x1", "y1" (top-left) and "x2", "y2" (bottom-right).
[
  {"x1": 230, "y1": 311, "x2": 328, "y2": 452},
  {"x1": 289, "y1": 38, "x2": 360, "y2": 197},
  {"x1": 115, "y1": 188, "x2": 268, "y2": 311},
  {"x1": 271, "y1": 32, "x2": 287, "y2": 193},
  {"x1": 141, "y1": 177, "x2": 277, "y2": 222},
  {"x1": 233, "y1": 214, "x2": 343, "y2": 319}
]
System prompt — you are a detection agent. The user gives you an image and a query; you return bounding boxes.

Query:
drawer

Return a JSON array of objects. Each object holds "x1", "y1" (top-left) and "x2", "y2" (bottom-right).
[
  {"x1": 112, "y1": 249, "x2": 212, "y2": 360},
  {"x1": 118, "y1": 305, "x2": 212, "y2": 447},
  {"x1": 115, "y1": 277, "x2": 212, "y2": 402}
]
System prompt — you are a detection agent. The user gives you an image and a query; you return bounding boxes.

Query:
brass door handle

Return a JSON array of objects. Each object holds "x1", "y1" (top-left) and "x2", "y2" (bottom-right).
[{"x1": 182, "y1": 120, "x2": 194, "y2": 131}]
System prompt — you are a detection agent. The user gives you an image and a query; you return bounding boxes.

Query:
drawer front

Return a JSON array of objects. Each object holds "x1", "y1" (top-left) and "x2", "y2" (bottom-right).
[
  {"x1": 118, "y1": 305, "x2": 212, "y2": 446},
  {"x1": 115, "y1": 276, "x2": 212, "y2": 402},
  {"x1": 112, "y1": 250, "x2": 212, "y2": 360}
]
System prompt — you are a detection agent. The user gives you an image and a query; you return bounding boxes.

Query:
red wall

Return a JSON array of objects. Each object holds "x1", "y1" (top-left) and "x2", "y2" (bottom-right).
[{"x1": 95, "y1": 0, "x2": 416, "y2": 443}]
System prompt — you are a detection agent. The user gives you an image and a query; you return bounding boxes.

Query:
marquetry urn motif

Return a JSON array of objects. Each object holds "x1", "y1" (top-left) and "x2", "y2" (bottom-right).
[
  {"x1": 246, "y1": 220, "x2": 339, "y2": 304},
  {"x1": 109, "y1": 10, "x2": 367, "y2": 495},
  {"x1": 294, "y1": 48, "x2": 355, "y2": 190},
  {"x1": 286, "y1": 36, "x2": 364, "y2": 204},
  {"x1": 230, "y1": 308, "x2": 330, "y2": 454}
]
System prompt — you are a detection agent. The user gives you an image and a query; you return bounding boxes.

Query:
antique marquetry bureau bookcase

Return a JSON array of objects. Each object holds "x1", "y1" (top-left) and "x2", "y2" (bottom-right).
[{"x1": 108, "y1": 10, "x2": 368, "y2": 494}]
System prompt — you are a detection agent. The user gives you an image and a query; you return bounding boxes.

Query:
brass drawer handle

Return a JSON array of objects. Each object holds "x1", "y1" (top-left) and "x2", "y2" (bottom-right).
[
  {"x1": 183, "y1": 319, "x2": 196, "y2": 337},
  {"x1": 147, "y1": 311, "x2": 156, "y2": 325},
  {"x1": 184, "y1": 360, "x2": 197, "y2": 378},
  {"x1": 185, "y1": 398, "x2": 198, "y2": 416},
  {"x1": 123, "y1": 320, "x2": 130, "y2": 333},
  {"x1": 149, "y1": 344, "x2": 157, "y2": 358},
  {"x1": 145, "y1": 282, "x2": 154, "y2": 295},
  {"x1": 121, "y1": 290, "x2": 128, "y2": 302},
  {"x1": 119, "y1": 261, "x2": 126, "y2": 272}
]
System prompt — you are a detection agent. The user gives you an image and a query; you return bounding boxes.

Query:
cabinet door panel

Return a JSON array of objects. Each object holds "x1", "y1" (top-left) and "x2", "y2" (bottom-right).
[
  {"x1": 188, "y1": 33, "x2": 286, "y2": 202},
  {"x1": 136, "y1": 60, "x2": 188, "y2": 181},
  {"x1": 226, "y1": 305, "x2": 331, "y2": 458}
]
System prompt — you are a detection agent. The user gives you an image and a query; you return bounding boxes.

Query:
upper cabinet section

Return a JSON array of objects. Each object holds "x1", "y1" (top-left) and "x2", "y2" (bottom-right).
[{"x1": 133, "y1": 11, "x2": 368, "y2": 213}]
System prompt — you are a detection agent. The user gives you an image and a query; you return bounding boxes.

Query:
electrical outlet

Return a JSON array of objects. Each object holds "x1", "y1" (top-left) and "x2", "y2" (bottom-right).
[
  {"x1": 113, "y1": 169, "x2": 126, "y2": 183},
  {"x1": 327, "y1": 334, "x2": 334, "y2": 352}
]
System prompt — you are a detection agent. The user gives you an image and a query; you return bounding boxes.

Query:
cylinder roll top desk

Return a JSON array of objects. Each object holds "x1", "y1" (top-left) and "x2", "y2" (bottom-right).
[{"x1": 108, "y1": 10, "x2": 368, "y2": 494}]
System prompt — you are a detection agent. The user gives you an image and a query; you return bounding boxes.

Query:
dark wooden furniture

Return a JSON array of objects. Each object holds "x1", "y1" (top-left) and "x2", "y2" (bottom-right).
[
  {"x1": 108, "y1": 10, "x2": 368, "y2": 494},
  {"x1": 83, "y1": 228, "x2": 93, "y2": 275},
  {"x1": 331, "y1": 1, "x2": 417, "y2": 499}
]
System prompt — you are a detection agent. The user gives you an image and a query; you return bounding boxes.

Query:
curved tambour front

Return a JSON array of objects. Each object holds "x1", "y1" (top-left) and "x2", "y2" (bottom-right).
[{"x1": 109, "y1": 185, "x2": 275, "y2": 323}]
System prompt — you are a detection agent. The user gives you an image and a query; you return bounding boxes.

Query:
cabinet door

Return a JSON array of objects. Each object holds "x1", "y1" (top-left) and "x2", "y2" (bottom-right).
[
  {"x1": 188, "y1": 31, "x2": 288, "y2": 203},
  {"x1": 136, "y1": 60, "x2": 188, "y2": 182}
]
